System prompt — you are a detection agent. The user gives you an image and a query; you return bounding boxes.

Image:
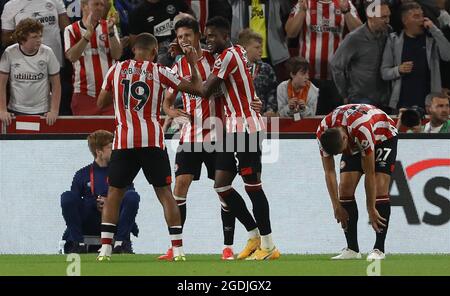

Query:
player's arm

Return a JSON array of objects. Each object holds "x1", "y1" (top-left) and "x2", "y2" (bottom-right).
[
  {"x1": 202, "y1": 73, "x2": 223, "y2": 99},
  {"x1": 361, "y1": 152, "x2": 386, "y2": 233},
  {"x1": 163, "y1": 89, "x2": 189, "y2": 119},
  {"x1": 97, "y1": 89, "x2": 113, "y2": 109},
  {"x1": 321, "y1": 155, "x2": 349, "y2": 230}
]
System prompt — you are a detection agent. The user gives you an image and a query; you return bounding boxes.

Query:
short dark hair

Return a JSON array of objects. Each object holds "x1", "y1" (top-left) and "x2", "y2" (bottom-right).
[
  {"x1": 400, "y1": 1, "x2": 422, "y2": 18},
  {"x1": 320, "y1": 128, "x2": 344, "y2": 155},
  {"x1": 134, "y1": 33, "x2": 157, "y2": 50},
  {"x1": 174, "y1": 17, "x2": 200, "y2": 34},
  {"x1": 287, "y1": 57, "x2": 309, "y2": 75},
  {"x1": 205, "y1": 16, "x2": 231, "y2": 34},
  {"x1": 425, "y1": 92, "x2": 449, "y2": 107}
]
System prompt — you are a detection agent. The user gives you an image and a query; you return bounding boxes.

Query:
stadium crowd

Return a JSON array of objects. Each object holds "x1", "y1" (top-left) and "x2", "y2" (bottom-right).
[{"x1": 0, "y1": 0, "x2": 447, "y2": 127}]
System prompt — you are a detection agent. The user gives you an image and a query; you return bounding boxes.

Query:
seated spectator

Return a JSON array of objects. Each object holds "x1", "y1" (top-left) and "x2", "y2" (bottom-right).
[
  {"x1": 238, "y1": 28, "x2": 278, "y2": 117},
  {"x1": 277, "y1": 57, "x2": 318, "y2": 119},
  {"x1": 381, "y1": 1, "x2": 450, "y2": 112},
  {"x1": 64, "y1": 0, "x2": 122, "y2": 115},
  {"x1": 422, "y1": 92, "x2": 450, "y2": 133},
  {"x1": 61, "y1": 130, "x2": 140, "y2": 254},
  {"x1": 0, "y1": 18, "x2": 61, "y2": 126}
]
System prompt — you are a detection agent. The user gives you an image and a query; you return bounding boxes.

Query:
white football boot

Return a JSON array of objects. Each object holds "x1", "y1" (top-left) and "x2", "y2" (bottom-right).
[
  {"x1": 367, "y1": 249, "x2": 386, "y2": 260},
  {"x1": 331, "y1": 248, "x2": 362, "y2": 260}
]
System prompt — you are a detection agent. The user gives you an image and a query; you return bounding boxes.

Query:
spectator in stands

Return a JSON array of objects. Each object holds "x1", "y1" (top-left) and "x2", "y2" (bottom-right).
[
  {"x1": 2, "y1": 0, "x2": 70, "y2": 70},
  {"x1": 422, "y1": 92, "x2": 450, "y2": 133},
  {"x1": 61, "y1": 130, "x2": 140, "y2": 254},
  {"x1": 238, "y1": 29, "x2": 278, "y2": 117},
  {"x1": 331, "y1": 0, "x2": 391, "y2": 109},
  {"x1": 381, "y1": 2, "x2": 450, "y2": 112},
  {"x1": 277, "y1": 57, "x2": 318, "y2": 119},
  {"x1": 1, "y1": 0, "x2": 71, "y2": 116},
  {"x1": 228, "y1": 0, "x2": 291, "y2": 82},
  {"x1": 128, "y1": 0, "x2": 193, "y2": 66},
  {"x1": 0, "y1": 18, "x2": 61, "y2": 126},
  {"x1": 390, "y1": 0, "x2": 442, "y2": 34},
  {"x1": 285, "y1": 0, "x2": 362, "y2": 115},
  {"x1": 64, "y1": 0, "x2": 122, "y2": 115}
]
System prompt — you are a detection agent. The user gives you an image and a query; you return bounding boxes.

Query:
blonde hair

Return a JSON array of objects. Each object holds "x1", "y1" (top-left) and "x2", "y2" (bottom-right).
[{"x1": 238, "y1": 28, "x2": 263, "y2": 47}]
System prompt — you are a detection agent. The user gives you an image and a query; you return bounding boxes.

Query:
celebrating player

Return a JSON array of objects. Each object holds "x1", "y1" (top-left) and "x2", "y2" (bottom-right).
[{"x1": 96, "y1": 32, "x2": 202, "y2": 261}]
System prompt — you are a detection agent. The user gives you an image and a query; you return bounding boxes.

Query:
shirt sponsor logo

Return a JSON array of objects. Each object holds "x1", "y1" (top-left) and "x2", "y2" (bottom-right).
[
  {"x1": 14, "y1": 72, "x2": 45, "y2": 81},
  {"x1": 310, "y1": 24, "x2": 341, "y2": 34},
  {"x1": 147, "y1": 16, "x2": 154, "y2": 23},
  {"x1": 35, "y1": 15, "x2": 57, "y2": 26},
  {"x1": 154, "y1": 19, "x2": 172, "y2": 37}
]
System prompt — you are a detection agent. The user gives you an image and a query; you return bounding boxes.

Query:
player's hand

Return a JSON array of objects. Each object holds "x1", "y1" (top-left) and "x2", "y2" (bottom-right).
[
  {"x1": 423, "y1": 17, "x2": 434, "y2": 30},
  {"x1": 169, "y1": 40, "x2": 182, "y2": 58},
  {"x1": 181, "y1": 43, "x2": 197, "y2": 64},
  {"x1": 0, "y1": 110, "x2": 13, "y2": 126},
  {"x1": 250, "y1": 96, "x2": 263, "y2": 113},
  {"x1": 167, "y1": 108, "x2": 190, "y2": 119},
  {"x1": 399, "y1": 61, "x2": 413, "y2": 74},
  {"x1": 96, "y1": 196, "x2": 106, "y2": 212},
  {"x1": 368, "y1": 208, "x2": 387, "y2": 233},
  {"x1": 334, "y1": 205, "x2": 349, "y2": 231},
  {"x1": 45, "y1": 111, "x2": 58, "y2": 126}
]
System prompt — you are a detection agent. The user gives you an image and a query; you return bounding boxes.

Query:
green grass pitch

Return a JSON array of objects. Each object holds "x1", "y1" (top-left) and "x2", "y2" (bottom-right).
[{"x1": 0, "y1": 254, "x2": 449, "y2": 276}]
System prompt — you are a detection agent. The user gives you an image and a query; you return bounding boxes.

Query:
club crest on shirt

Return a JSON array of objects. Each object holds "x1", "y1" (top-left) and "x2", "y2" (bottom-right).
[
  {"x1": 99, "y1": 33, "x2": 107, "y2": 42},
  {"x1": 340, "y1": 160, "x2": 346, "y2": 170},
  {"x1": 38, "y1": 60, "x2": 47, "y2": 70},
  {"x1": 166, "y1": 4, "x2": 176, "y2": 15},
  {"x1": 214, "y1": 58, "x2": 222, "y2": 69},
  {"x1": 45, "y1": 1, "x2": 54, "y2": 11}
]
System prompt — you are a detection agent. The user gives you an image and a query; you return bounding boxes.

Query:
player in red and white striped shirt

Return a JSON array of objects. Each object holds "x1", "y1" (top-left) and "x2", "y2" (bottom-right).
[
  {"x1": 160, "y1": 17, "x2": 236, "y2": 261},
  {"x1": 285, "y1": 0, "x2": 361, "y2": 114},
  {"x1": 95, "y1": 33, "x2": 203, "y2": 261},
  {"x1": 64, "y1": 0, "x2": 122, "y2": 115},
  {"x1": 193, "y1": 16, "x2": 279, "y2": 261},
  {"x1": 317, "y1": 104, "x2": 398, "y2": 260}
]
